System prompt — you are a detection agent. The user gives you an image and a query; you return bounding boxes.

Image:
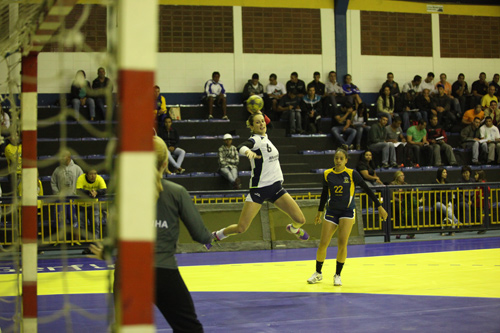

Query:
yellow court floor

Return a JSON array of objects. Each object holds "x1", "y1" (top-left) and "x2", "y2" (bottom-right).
[{"x1": 1, "y1": 248, "x2": 499, "y2": 298}]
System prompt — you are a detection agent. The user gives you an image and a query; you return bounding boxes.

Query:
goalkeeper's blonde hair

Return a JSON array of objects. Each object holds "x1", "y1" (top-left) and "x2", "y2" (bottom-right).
[{"x1": 153, "y1": 136, "x2": 168, "y2": 199}]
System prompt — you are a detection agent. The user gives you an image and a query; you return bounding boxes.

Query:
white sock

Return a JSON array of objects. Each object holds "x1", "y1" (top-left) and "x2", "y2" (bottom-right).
[
  {"x1": 288, "y1": 225, "x2": 299, "y2": 233},
  {"x1": 216, "y1": 229, "x2": 228, "y2": 240}
]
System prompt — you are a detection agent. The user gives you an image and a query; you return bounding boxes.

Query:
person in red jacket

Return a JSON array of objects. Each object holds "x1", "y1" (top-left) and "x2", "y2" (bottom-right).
[{"x1": 426, "y1": 114, "x2": 458, "y2": 166}]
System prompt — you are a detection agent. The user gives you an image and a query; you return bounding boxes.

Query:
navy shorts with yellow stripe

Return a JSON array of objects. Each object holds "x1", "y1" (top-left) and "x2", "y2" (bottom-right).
[
  {"x1": 245, "y1": 181, "x2": 287, "y2": 205},
  {"x1": 324, "y1": 208, "x2": 356, "y2": 225}
]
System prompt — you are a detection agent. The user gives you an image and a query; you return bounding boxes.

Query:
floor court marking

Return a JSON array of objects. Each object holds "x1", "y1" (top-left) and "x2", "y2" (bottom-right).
[{"x1": 0, "y1": 248, "x2": 498, "y2": 299}]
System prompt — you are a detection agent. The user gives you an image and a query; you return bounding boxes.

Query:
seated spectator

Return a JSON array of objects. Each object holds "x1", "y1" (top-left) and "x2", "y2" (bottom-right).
[
  {"x1": 0, "y1": 108, "x2": 10, "y2": 137},
  {"x1": 357, "y1": 150, "x2": 383, "y2": 186},
  {"x1": 286, "y1": 72, "x2": 307, "y2": 98},
  {"x1": 420, "y1": 72, "x2": 436, "y2": 95},
  {"x1": 218, "y1": 134, "x2": 241, "y2": 190},
  {"x1": 158, "y1": 117, "x2": 186, "y2": 173},
  {"x1": 352, "y1": 103, "x2": 370, "y2": 150},
  {"x1": 390, "y1": 171, "x2": 417, "y2": 239},
  {"x1": 76, "y1": 169, "x2": 107, "y2": 243},
  {"x1": 461, "y1": 117, "x2": 486, "y2": 165},
  {"x1": 203, "y1": 71, "x2": 228, "y2": 120},
  {"x1": 266, "y1": 73, "x2": 286, "y2": 116},
  {"x1": 452, "y1": 73, "x2": 470, "y2": 116},
  {"x1": 401, "y1": 75, "x2": 422, "y2": 109},
  {"x1": 480, "y1": 116, "x2": 500, "y2": 164},
  {"x1": 406, "y1": 120, "x2": 431, "y2": 167},
  {"x1": 481, "y1": 84, "x2": 498, "y2": 110},
  {"x1": 490, "y1": 73, "x2": 500, "y2": 96},
  {"x1": 455, "y1": 165, "x2": 473, "y2": 224},
  {"x1": 471, "y1": 72, "x2": 489, "y2": 108},
  {"x1": 307, "y1": 71, "x2": 326, "y2": 97},
  {"x1": 426, "y1": 114, "x2": 458, "y2": 166},
  {"x1": 331, "y1": 102, "x2": 357, "y2": 149},
  {"x1": 342, "y1": 74, "x2": 362, "y2": 110},
  {"x1": 300, "y1": 86, "x2": 322, "y2": 133},
  {"x1": 92, "y1": 67, "x2": 113, "y2": 119},
  {"x1": 325, "y1": 70, "x2": 345, "y2": 111},
  {"x1": 377, "y1": 85, "x2": 395, "y2": 124},
  {"x1": 70, "y1": 70, "x2": 95, "y2": 121},
  {"x1": 435, "y1": 73, "x2": 461, "y2": 117},
  {"x1": 154, "y1": 85, "x2": 168, "y2": 128},
  {"x1": 242, "y1": 73, "x2": 265, "y2": 105},
  {"x1": 385, "y1": 115, "x2": 406, "y2": 166},
  {"x1": 484, "y1": 100, "x2": 500, "y2": 126},
  {"x1": 381, "y1": 72, "x2": 400, "y2": 98},
  {"x1": 435, "y1": 167, "x2": 461, "y2": 236},
  {"x1": 367, "y1": 114, "x2": 397, "y2": 168},
  {"x1": 431, "y1": 84, "x2": 456, "y2": 131},
  {"x1": 278, "y1": 90, "x2": 303, "y2": 134},
  {"x1": 414, "y1": 88, "x2": 433, "y2": 126},
  {"x1": 462, "y1": 104, "x2": 485, "y2": 126}
]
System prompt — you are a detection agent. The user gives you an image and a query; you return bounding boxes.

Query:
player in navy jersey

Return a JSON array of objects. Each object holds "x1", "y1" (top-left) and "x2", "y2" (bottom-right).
[
  {"x1": 206, "y1": 113, "x2": 309, "y2": 247},
  {"x1": 307, "y1": 149, "x2": 387, "y2": 286}
]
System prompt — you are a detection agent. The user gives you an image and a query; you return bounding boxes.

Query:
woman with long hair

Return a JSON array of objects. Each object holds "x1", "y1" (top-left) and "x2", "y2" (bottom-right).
[
  {"x1": 435, "y1": 167, "x2": 460, "y2": 236},
  {"x1": 377, "y1": 85, "x2": 395, "y2": 125},
  {"x1": 357, "y1": 150, "x2": 383, "y2": 186},
  {"x1": 70, "y1": 70, "x2": 96, "y2": 121}
]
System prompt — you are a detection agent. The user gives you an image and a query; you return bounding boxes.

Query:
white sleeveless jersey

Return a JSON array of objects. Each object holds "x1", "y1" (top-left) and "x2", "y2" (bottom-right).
[{"x1": 247, "y1": 134, "x2": 283, "y2": 188}]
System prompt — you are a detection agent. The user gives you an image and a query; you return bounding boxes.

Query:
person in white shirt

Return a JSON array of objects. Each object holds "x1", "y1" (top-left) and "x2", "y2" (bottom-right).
[
  {"x1": 325, "y1": 71, "x2": 345, "y2": 108},
  {"x1": 266, "y1": 73, "x2": 286, "y2": 115},
  {"x1": 479, "y1": 116, "x2": 500, "y2": 164},
  {"x1": 420, "y1": 72, "x2": 436, "y2": 95},
  {"x1": 203, "y1": 71, "x2": 228, "y2": 120}
]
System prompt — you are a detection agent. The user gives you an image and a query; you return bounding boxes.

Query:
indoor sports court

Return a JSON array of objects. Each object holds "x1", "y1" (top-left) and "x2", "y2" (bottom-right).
[{"x1": 1, "y1": 237, "x2": 499, "y2": 332}]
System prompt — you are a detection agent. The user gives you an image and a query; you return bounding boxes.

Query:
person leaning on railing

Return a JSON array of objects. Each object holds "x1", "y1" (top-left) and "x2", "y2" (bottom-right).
[
  {"x1": 434, "y1": 167, "x2": 461, "y2": 236},
  {"x1": 390, "y1": 171, "x2": 417, "y2": 239}
]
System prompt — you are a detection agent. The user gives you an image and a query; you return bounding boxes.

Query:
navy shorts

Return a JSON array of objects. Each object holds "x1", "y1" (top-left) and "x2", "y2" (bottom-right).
[
  {"x1": 245, "y1": 181, "x2": 287, "y2": 205},
  {"x1": 324, "y1": 209, "x2": 356, "y2": 225}
]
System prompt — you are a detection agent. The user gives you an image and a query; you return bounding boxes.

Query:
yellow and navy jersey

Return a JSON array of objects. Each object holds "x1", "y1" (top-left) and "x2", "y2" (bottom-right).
[
  {"x1": 318, "y1": 167, "x2": 381, "y2": 212},
  {"x1": 76, "y1": 174, "x2": 107, "y2": 192}
]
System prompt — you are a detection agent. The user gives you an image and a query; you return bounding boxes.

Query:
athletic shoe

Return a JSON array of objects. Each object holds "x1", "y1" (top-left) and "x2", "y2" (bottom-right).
[
  {"x1": 204, "y1": 231, "x2": 220, "y2": 250},
  {"x1": 286, "y1": 224, "x2": 309, "y2": 240},
  {"x1": 307, "y1": 271, "x2": 323, "y2": 284},
  {"x1": 222, "y1": 115, "x2": 229, "y2": 120},
  {"x1": 208, "y1": 114, "x2": 214, "y2": 119},
  {"x1": 334, "y1": 274, "x2": 342, "y2": 286}
]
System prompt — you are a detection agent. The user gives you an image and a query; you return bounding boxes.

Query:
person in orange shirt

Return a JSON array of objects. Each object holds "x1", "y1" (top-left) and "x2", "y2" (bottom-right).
[{"x1": 462, "y1": 104, "x2": 485, "y2": 126}]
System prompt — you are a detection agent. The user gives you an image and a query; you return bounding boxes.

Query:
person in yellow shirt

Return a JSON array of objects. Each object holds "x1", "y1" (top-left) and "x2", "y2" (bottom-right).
[
  {"x1": 481, "y1": 85, "x2": 498, "y2": 110},
  {"x1": 76, "y1": 169, "x2": 107, "y2": 245},
  {"x1": 4, "y1": 134, "x2": 22, "y2": 195}
]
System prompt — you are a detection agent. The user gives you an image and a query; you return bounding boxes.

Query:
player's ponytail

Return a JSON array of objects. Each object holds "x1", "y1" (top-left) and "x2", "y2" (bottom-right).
[{"x1": 153, "y1": 136, "x2": 169, "y2": 200}]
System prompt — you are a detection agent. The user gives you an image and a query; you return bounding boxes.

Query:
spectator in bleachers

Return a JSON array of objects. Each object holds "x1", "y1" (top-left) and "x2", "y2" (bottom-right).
[
  {"x1": 479, "y1": 116, "x2": 500, "y2": 164},
  {"x1": 286, "y1": 72, "x2": 307, "y2": 98},
  {"x1": 414, "y1": 88, "x2": 433, "y2": 127},
  {"x1": 471, "y1": 72, "x2": 489, "y2": 108},
  {"x1": 484, "y1": 100, "x2": 500, "y2": 126},
  {"x1": 377, "y1": 85, "x2": 395, "y2": 125},
  {"x1": 76, "y1": 169, "x2": 107, "y2": 244},
  {"x1": 70, "y1": 70, "x2": 95, "y2": 121},
  {"x1": 203, "y1": 71, "x2": 228, "y2": 120},
  {"x1": 242, "y1": 73, "x2": 265, "y2": 105},
  {"x1": 352, "y1": 103, "x2": 370, "y2": 150},
  {"x1": 490, "y1": 73, "x2": 500, "y2": 96},
  {"x1": 301, "y1": 86, "x2": 322, "y2": 133},
  {"x1": 266, "y1": 73, "x2": 286, "y2": 116},
  {"x1": 158, "y1": 117, "x2": 185, "y2": 174},
  {"x1": 426, "y1": 114, "x2": 458, "y2": 166},
  {"x1": 325, "y1": 70, "x2": 345, "y2": 109},
  {"x1": 420, "y1": 72, "x2": 435, "y2": 95},
  {"x1": 452, "y1": 73, "x2": 470, "y2": 117},
  {"x1": 481, "y1": 85, "x2": 498, "y2": 110},
  {"x1": 367, "y1": 114, "x2": 397, "y2": 168},
  {"x1": 402, "y1": 75, "x2": 422, "y2": 107},
  {"x1": 381, "y1": 72, "x2": 400, "y2": 98},
  {"x1": 462, "y1": 104, "x2": 485, "y2": 126},
  {"x1": 5, "y1": 134, "x2": 22, "y2": 195},
  {"x1": 218, "y1": 133, "x2": 241, "y2": 190},
  {"x1": 332, "y1": 102, "x2": 357, "y2": 150},
  {"x1": 0, "y1": 109, "x2": 10, "y2": 136},
  {"x1": 456, "y1": 165, "x2": 473, "y2": 224},
  {"x1": 92, "y1": 67, "x2": 113, "y2": 119},
  {"x1": 390, "y1": 171, "x2": 416, "y2": 239},
  {"x1": 307, "y1": 71, "x2": 326, "y2": 97},
  {"x1": 278, "y1": 89, "x2": 303, "y2": 134},
  {"x1": 342, "y1": 74, "x2": 362, "y2": 110},
  {"x1": 461, "y1": 117, "x2": 486, "y2": 165},
  {"x1": 431, "y1": 84, "x2": 456, "y2": 131},
  {"x1": 406, "y1": 120, "x2": 431, "y2": 167},
  {"x1": 357, "y1": 150, "x2": 383, "y2": 186},
  {"x1": 435, "y1": 167, "x2": 461, "y2": 236},
  {"x1": 385, "y1": 115, "x2": 406, "y2": 167},
  {"x1": 154, "y1": 85, "x2": 168, "y2": 128},
  {"x1": 436, "y1": 73, "x2": 461, "y2": 117},
  {"x1": 474, "y1": 169, "x2": 490, "y2": 234}
]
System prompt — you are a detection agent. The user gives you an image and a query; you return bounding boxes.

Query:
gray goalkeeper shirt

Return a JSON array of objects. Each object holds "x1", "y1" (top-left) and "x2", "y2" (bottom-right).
[{"x1": 155, "y1": 179, "x2": 212, "y2": 269}]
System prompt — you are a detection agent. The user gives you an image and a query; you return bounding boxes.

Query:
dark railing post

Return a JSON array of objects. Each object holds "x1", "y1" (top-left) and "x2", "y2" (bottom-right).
[
  {"x1": 483, "y1": 185, "x2": 491, "y2": 231},
  {"x1": 384, "y1": 186, "x2": 391, "y2": 243}
]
